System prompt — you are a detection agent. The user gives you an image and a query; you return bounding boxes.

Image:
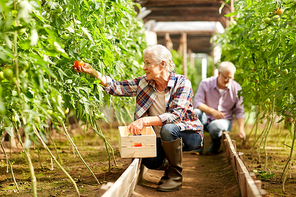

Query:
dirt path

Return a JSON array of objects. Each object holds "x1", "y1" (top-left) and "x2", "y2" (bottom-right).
[{"x1": 132, "y1": 134, "x2": 241, "y2": 197}]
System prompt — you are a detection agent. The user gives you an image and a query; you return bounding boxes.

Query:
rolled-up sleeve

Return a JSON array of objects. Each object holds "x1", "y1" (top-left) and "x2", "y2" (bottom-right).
[
  {"x1": 193, "y1": 81, "x2": 206, "y2": 109},
  {"x1": 103, "y1": 76, "x2": 140, "y2": 97},
  {"x1": 233, "y1": 88, "x2": 245, "y2": 119}
]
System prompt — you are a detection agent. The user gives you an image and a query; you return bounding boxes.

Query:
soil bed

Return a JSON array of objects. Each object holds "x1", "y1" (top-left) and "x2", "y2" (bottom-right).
[
  {"x1": 0, "y1": 124, "x2": 131, "y2": 197},
  {"x1": 232, "y1": 123, "x2": 296, "y2": 197},
  {"x1": 2, "y1": 122, "x2": 295, "y2": 197}
]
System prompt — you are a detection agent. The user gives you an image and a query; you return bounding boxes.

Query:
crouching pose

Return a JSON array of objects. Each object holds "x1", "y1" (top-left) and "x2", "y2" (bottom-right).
[
  {"x1": 193, "y1": 61, "x2": 245, "y2": 155},
  {"x1": 74, "y1": 45, "x2": 203, "y2": 192}
]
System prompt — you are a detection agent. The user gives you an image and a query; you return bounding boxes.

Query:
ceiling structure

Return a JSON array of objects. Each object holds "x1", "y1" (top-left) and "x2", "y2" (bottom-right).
[{"x1": 134, "y1": 0, "x2": 232, "y2": 55}]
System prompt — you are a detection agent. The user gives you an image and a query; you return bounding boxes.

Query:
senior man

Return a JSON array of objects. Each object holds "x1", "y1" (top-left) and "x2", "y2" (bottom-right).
[{"x1": 192, "y1": 61, "x2": 246, "y2": 155}]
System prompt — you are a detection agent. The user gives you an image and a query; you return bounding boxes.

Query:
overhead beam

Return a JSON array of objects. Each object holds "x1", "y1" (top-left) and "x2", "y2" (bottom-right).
[
  {"x1": 158, "y1": 34, "x2": 213, "y2": 54},
  {"x1": 138, "y1": 0, "x2": 228, "y2": 7},
  {"x1": 136, "y1": 0, "x2": 231, "y2": 28},
  {"x1": 154, "y1": 30, "x2": 216, "y2": 35}
]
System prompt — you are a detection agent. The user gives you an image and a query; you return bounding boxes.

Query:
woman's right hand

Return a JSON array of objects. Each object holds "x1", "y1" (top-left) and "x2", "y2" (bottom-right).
[
  {"x1": 73, "y1": 61, "x2": 95, "y2": 76},
  {"x1": 72, "y1": 60, "x2": 107, "y2": 86}
]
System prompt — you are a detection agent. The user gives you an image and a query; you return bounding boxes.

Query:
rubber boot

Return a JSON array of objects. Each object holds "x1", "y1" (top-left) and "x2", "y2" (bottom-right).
[
  {"x1": 156, "y1": 158, "x2": 169, "y2": 185},
  {"x1": 158, "y1": 169, "x2": 169, "y2": 185},
  {"x1": 206, "y1": 137, "x2": 221, "y2": 155},
  {"x1": 157, "y1": 138, "x2": 182, "y2": 192}
]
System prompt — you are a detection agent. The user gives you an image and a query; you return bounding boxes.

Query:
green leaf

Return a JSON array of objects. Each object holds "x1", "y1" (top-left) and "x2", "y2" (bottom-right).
[
  {"x1": 219, "y1": 3, "x2": 225, "y2": 14},
  {"x1": 225, "y1": 11, "x2": 238, "y2": 17},
  {"x1": 5, "y1": 127, "x2": 14, "y2": 137},
  {"x1": 24, "y1": 137, "x2": 32, "y2": 149},
  {"x1": 81, "y1": 27, "x2": 95, "y2": 45}
]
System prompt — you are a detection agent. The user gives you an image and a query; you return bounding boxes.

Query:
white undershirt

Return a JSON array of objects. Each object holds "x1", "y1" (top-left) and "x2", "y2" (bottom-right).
[
  {"x1": 218, "y1": 88, "x2": 225, "y2": 94},
  {"x1": 149, "y1": 89, "x2": 166, "y2": 137}
]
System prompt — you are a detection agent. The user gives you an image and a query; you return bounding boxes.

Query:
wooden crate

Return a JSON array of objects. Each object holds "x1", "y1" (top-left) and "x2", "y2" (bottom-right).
[{"x1": 118, "y1": 126, "x2": 156, "y2": 158}]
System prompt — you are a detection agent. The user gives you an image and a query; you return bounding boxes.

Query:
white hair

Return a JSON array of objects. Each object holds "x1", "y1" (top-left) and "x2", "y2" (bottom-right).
[
  {"x1": 143, "y1": 45, "x2": 175, "y2": 72},
  {"x1": 218, "y1": 61, "x2": 236, "y2": 74}
]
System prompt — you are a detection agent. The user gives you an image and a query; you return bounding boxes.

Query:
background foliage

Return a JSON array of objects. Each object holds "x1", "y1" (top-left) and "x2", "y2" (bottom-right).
[
  {"x1": 216, "y1": 0, "x2": 296, "y2": 188},
  {"x1": 0, "y1": 0, "x2": 146, "y2": 145},
  {"x1": 0, "y1": 0, "x2": 146, "y2": 194},
  {"x1": 217, "y1": 0, "x2": 296, "y2": 121}
]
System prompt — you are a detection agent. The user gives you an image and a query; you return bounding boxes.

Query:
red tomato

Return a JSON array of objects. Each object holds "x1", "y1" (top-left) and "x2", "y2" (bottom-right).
[{"x1": 72, "y1": 60, "x2": 84, "y2": 69}]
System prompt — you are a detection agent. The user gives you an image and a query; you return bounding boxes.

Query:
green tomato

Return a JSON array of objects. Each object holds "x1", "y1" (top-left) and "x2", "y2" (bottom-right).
[
  {"x1": 264, "y1": 18, "x2": 271, "y2": 24},
  {"x1": 3, "y1": 68, "x2": 13, "y2": 79},
  {"x1": 0, "y1": 71, "x2": 4, "y2": 80},
  {"x1": 10, "y1": 77, "x2": 17, "y2": 85},
  {"x1": 282, "y1": 69, "x2": 288, "y2": 75},
  {"x1": 19, "y1": 61, "x2": 29, "y2": 71},
  {"x1": 271, "y1": 15, "x2": 280, "y2": 22},
  {"x1": 22, "y1": 81, "x2": 28, "y2": 91},
  {"x1": 20, "y1": 71, "x2": 28, "y2": 78},
  {"x1": 12, "y1": 116, "x2": 17, "y2": 122}
]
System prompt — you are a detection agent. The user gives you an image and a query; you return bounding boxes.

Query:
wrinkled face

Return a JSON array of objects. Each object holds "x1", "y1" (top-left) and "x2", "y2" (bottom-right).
[
  {"x1": 143, "y1": 52, "x2": 162, "y2": 80},
  {"x1": 218, "y1": 70, "x2": 234, "y2": 88}
]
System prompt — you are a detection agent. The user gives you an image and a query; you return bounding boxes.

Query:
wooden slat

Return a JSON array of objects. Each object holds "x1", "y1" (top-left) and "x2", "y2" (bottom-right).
[
  {"x1": 101, "y1": 158, "x2": 142, "y2": 197},
  {"x1": 238, "y1": 172, "x2": 247, "y2": 197},
  {"x1": 223, "y1": 132, "x2": 263, "y2": 197}
]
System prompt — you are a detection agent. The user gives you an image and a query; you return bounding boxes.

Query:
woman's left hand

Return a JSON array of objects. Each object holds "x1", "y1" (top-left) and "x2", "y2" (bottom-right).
[{"x1": 127, "y1": 118, "x2": 146, "y2": 135}]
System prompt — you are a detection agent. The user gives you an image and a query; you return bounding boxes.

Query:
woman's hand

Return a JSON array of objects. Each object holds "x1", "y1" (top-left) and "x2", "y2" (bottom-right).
[
  {"x1": 127, "y1": 118, "x2": 147, "y2": 135},
  {"x1": 73, "y1": 61, "x2": 107, "y2": 86},
  {"x1": 73, "y1": 61, "x2": 96, "y2": 76}
]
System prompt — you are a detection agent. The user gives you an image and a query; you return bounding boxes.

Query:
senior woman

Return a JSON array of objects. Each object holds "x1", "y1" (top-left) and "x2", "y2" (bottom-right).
[{"x1": 73, "y1": 44, "x2": 203, "y2": 192}]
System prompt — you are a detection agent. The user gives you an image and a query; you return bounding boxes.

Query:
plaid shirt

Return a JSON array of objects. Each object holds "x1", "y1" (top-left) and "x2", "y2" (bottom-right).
[{"x1": 104, "y1": 72, "x2": 203, "y2": 136}]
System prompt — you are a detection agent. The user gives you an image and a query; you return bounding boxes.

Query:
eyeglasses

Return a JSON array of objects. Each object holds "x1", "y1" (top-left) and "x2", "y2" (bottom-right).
[{"x1": 220, "y1": 72, "x2": 234, "y2": 82}]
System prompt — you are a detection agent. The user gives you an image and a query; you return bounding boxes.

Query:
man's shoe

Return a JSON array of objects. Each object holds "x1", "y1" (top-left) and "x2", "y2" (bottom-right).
[
  {"x1": 206, "y1": 137, "x2": 221, "y2": 155},
  {"x1": 190, "y1": 146, "x2": 204, "y2": 155}
]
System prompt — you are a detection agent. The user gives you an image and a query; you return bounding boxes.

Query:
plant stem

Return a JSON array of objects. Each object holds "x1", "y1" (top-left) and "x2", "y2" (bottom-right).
[
  {"x1": 253, "y1": 115, "x2": 269, "y2": 162},
  {"x1": 94, "y1": 126, "x2": 118, "y2": 170},
  {"x1": 281, "y1": 122, "x2": 295, "y2": 192},
  {"x1": 32, "y1": 126, "x2": 80, "y2": 196},
  {"x1": 24, "y1": 148, "x2": 37, "y2": 197},
  {"x1": 45, "y1": 127, "x2": 61, "y2": 162},
  {"x1": 124, "y1": 105, "x2": 133, "y2": 121},
  {"x1": 14, "y1": 125, "x2": 37, "y2": 197},
  {"x1": 0, "y1": 142, "x2": 19, "y2": 192},
  {"x1": 37, "y1": 146, "x2": 43, "y2": 169},
  {"x1": 263, "y1": 115, "x2": 273, "y2": 169},
  {"x1": 61, "y1": 122, "x2": 100, "y2": 185}
]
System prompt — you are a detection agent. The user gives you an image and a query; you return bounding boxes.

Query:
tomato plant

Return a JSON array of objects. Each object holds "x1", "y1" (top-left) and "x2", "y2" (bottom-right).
[
  {"x1": 216, "y1": 0, "x2": 296, "y2": 192},
  {"x1": 0, "y1": 0, "x2": 146, "y2": 196}
]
